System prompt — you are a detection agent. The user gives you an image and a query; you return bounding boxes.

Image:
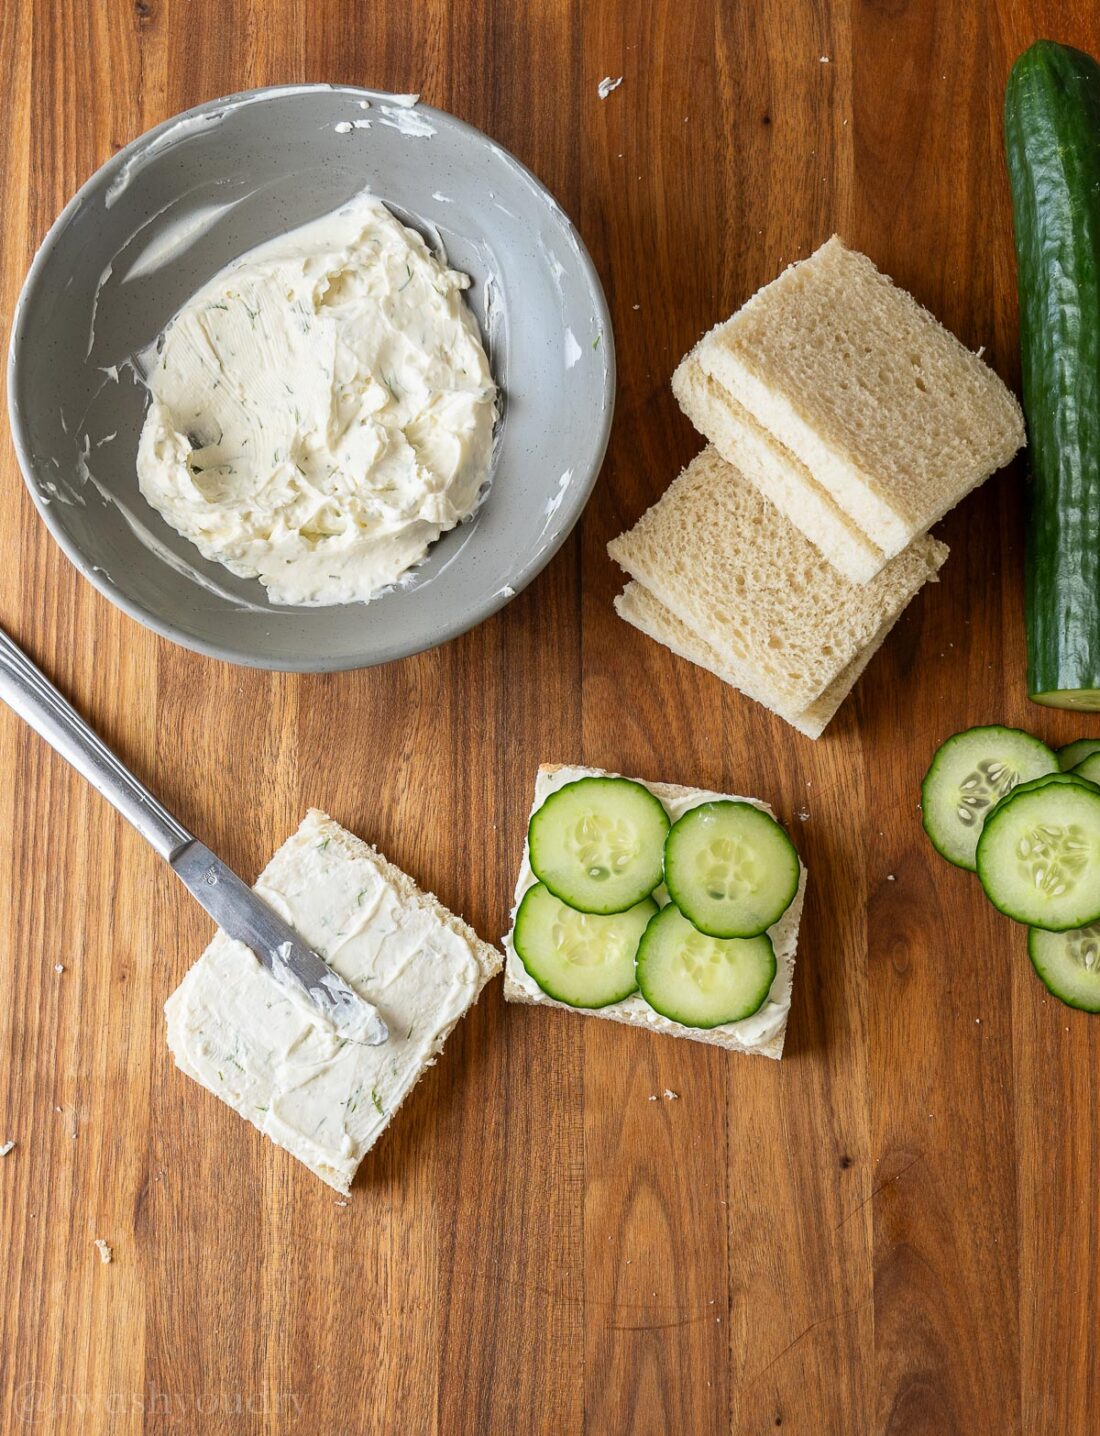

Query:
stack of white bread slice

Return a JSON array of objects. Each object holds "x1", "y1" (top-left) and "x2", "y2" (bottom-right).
[{"x1": 609, "y1": 237, "x2": 1025, "y2": 737}]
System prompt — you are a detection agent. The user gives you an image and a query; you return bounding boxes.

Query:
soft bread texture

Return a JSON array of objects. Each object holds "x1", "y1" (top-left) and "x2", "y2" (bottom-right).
[
  {"x1": 607, "y1": 446, "x2": 948, "y2": 715},
  {"x1": 301, "y1": 814, "x2": 501, "y2": 984},
  {"x1": 166, "y1": 810, "x2": 501, "y2": 1193},
  {"x1": 614, "y1": 580, "x2": 900, "y2": 739},
  {"x1": 690, "y1": 236, "x2": 1025, "y2": 555},
  {"x1": 503, "y1": 765, "x2": 806, "y2": 1058},
  {"x1": 672, "y1": 356, "x2": 886, "y2": 582}
]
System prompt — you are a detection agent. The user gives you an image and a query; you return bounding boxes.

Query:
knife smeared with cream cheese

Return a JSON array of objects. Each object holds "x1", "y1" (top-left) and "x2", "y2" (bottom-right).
[{"x1": 136, "y1": 194, "x2": 497, "y2": 605}]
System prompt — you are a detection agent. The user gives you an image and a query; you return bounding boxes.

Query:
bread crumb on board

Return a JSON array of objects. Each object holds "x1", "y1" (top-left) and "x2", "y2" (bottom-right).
[
  {"x1": 94, "y1": 1239, "x2": 113, "y2": 1264},
  {"x1": 0, "y1": 1140, "x2": 15, "y2": 1157}
]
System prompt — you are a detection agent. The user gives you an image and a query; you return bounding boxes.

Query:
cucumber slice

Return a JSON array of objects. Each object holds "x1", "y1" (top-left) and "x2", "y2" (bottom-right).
[
  {"x1": 1028, "y1": 924, "x2": 1100, "y2": 1011},
  {"x1": 513, "y1": 882, "x2": 656, "y2": 1008},
  {"x1": 976, "y1": 778, "x2": 1100, "y2": 929},
  {"x1": 636, "y1": 904, "x2": 777, "y2": 1028},
  {"x1": 663, "y1": 801, "x2": 799, "y2": 938},
  {"x1": 1059, "y1": 739, "x2": 1100, "y2": 770},
  {"x1": 528, "y1": 777, "x2": 670, "y2": 914},
  {"x1": 921, "y1": 726, "x2": 1059, "y2": 870},
  {"x1": 1008, "y1": 771, "x2": 1100, "y2": 799},
  {"x1": 1072, "y1": 752, "x2": 1100, "y2": 783}
]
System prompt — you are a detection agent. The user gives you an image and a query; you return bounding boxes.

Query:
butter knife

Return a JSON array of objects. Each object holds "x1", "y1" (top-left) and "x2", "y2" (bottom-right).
[{"x1": 0, "y1": 624, "x2": 387, "y2": 1045}]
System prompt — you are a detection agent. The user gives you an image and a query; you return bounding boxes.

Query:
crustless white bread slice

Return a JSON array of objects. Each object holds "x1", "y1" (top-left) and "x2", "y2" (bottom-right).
[
  {"x1": 503, "y1": 765, "x2": 807, "y2": 1058},
  {"x1": 165, "y1": 810, "x2": 501, "y2": 1193},
  {"x1": 689, "y1": 236, "x2": 1024, "y2": 556},
  {"x1": 614, "y1": 580, "x2": 901, "y2": 739},
  {"x1": 607, "y1": 446, "x2": 948, "y2": 716},
  {"x1": 672, "y1": 356, "x2": 886, "y2": 583}
]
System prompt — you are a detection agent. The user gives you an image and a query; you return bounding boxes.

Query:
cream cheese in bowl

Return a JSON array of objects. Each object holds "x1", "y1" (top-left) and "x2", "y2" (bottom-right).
[
  {"x1": 137, "y1": 194, "x2": 498, "y2": 606},
  {"x1": 9, "y1": 85, "x2": 615, "y2": 670}
]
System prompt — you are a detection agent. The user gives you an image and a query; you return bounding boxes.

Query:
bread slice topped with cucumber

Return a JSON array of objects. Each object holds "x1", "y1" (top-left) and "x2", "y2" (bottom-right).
[
  {"x1": 503, "y1": 765, "x2": 807, "y2": 1057},
  {"x1": 923, "y1": 725, "x2": 1100, "y2": 1012}
]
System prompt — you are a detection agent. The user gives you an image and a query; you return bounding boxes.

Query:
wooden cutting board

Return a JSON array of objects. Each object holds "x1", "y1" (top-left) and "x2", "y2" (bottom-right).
[{"x1": 1, "y1": 1, "x2": 1097, "y2": 1431}]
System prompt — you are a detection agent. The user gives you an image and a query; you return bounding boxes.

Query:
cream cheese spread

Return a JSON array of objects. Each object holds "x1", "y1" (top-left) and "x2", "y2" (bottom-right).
[
  {"x1": 137, "y1": 194, "x2": 497, "y2": 605},
  {"x1": 503, "y1": 766, "x2": 806, "y2": 1056},
  {"x1": 165, "y1": 810, "x2": 500, "y2": 1193}
]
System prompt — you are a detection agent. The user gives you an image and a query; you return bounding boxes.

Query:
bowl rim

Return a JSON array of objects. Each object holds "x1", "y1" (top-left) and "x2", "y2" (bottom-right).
[{"x1": 6, "y1": 83, "x2": 616, "y2": 671}]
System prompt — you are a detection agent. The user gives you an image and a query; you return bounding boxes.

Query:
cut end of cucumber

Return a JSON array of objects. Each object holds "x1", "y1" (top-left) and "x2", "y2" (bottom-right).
[
  {"x1": 636, "y1": 904, "x2": 777, "y2": 1028},
  {"x1": 1031, "y1": 688, "x2": 1100, "y2": 712},
  {"x1": 513, "y1": 882, "x2": 655, "y2": 1008},
  {"x1": 1028, "y1": 925, "x2": 1100, "y2": 1012},
  {"x1": 921, "y1": 726, "x2": 1059, "y2": 870}
]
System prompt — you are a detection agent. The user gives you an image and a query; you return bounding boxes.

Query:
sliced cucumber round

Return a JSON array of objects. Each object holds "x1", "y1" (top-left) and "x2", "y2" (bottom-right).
[
  {"x1": 663, "y1": 801, "x2": 799, "y2": 938},
  {"x1": 528, "y1": 777, "x2": 670, "y2": 914},
  {"x1": 1059, "y1": 739, "x2": 1100, "y2": 770},
  {"x1": 636, "y1": 904, "x2": 777, "y2": 1028},
  {"x1": 1028, "y1": 924, "x2": 1100, "y2": 1012},
  {"x1": 1072, "y1": 752, "x2": 1100, "y2": 783},
  {"x1": 1006, "y1": 770, "x2": 1100, "y2": 800},
  {"x1": 513, "y1": 882, "x2": 657, "y2": 1008},
  {"x1": 976, "y1": 777, "x2": 1100, "y2": 929},
  {"x1": 921, "y1": 726, "x2": 1059, "y2": 870}
]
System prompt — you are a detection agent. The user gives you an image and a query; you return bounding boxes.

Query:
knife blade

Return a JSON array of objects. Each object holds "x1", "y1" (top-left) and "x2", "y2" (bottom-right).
[
  {"x1": 0, "y1": 623, "x2": 387, "y2": 1047},
  {"x1": 171, "y1": 841, "x2": 389, "y2": 1045}
]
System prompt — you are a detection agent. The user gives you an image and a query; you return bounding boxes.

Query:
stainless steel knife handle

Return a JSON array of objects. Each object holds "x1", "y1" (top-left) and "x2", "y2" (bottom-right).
[{"x1": 0, "y1": 624, "x2": 192, "y2": 861}]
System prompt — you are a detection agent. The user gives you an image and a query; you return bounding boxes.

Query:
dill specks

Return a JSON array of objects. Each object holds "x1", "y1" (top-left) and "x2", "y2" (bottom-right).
[{"x1": 344, "y1": 1084, "x2": 385, "y2": 1119}]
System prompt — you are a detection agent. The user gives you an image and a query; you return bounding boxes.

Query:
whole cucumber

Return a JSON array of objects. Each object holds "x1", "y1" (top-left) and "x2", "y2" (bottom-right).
[{"x1": 1005, "y1": 40, "x2": 1100, "y2": 710}]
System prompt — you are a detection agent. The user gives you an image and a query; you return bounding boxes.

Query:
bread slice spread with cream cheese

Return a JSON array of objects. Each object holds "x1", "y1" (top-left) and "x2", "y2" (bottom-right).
[{"x1": 165, "y1": 809, "x2": 501, "y2": 1194}]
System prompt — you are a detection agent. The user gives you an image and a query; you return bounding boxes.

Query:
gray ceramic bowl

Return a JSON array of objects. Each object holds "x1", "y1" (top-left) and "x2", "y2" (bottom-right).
[{"x1": 7, "y1": 86, "x2": 614, "y2": 669}]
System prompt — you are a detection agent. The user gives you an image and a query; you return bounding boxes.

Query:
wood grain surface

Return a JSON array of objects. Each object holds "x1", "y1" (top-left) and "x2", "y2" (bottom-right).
[{"x1": 2, "y1": 1, "x2": 1098, "y2": 1432}]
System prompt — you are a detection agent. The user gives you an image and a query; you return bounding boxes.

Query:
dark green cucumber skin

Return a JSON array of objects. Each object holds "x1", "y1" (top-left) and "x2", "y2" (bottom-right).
[
  {"x1": 1007, "y1": 770, "x2": 1100, "y2": 797},
  {"x1": 1005, "y1": 42, "x2": 1100, "y2": 706}
]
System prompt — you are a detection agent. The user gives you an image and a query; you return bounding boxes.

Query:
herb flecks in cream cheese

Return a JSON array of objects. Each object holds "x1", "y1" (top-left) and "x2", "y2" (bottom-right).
[
  {"x1": 164, "y1": 811, "x2": 491, "y2": 1193},
  {"x1": 137, "y1": 195, "x2": 497, "y2": 605}
]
